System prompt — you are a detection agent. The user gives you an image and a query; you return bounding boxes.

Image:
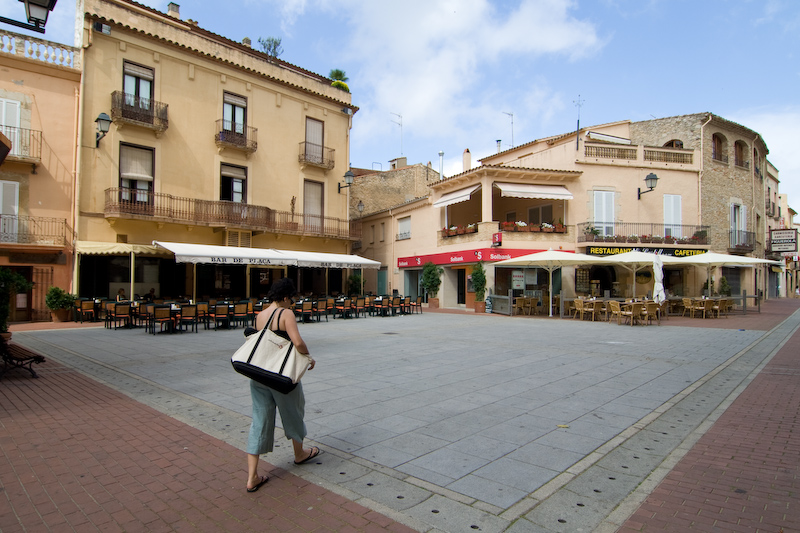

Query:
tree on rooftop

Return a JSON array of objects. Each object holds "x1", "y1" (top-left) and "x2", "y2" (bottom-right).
[{"x1": 258, "y1": 37, "x2": 283, "y2": 58}]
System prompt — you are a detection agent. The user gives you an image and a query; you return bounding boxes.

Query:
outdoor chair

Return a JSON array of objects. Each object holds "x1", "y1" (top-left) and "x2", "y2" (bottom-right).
[
  {"x1": 77, "y1": 299, "x2": 95, "y2": 323},
  {"x1": 232, "y1": 302, "x2": 249, "y2": 328},
  {"x1": 410, "y1": 296, "x2": 423, "y2": 314},
  {"x1": 335, "y1": 298, "x2": 351, "y2": 319},
  {"x1": 353, "y1": 297, "x2": 367, "y2": 318},
  {"x1": 311, "y1": 299, "x2": 326, "y2": 322},
  {"x1": 607, "y1": 300, "x2": 622, "y2": 324},
  {"x1": 211, "y1": 303, "x2": 231, "y2": 329},
  {"x1": 151, "y1": 305, "x2": 174, "y2": 334},
  {"x1": 103, "y1": 301, "x2": 116, "y2": 328},
  {"x1": 108, "y1": 303, "x2": 131, "y2": 330},
  {"x1": 620, "y1": 302, "x2": 643, "y2": 326},
  {"x1": 178, "y1": 304, "x2": 199, "y2": 333},
  {"x1": 682, "y1": 298, "x2": 695, "y2": 317},
  {"x1": 513, "y1": 297, "x2": 525, "y2": 316},
  {"x1": 712, "y1": 298, "x2": 728, "y2": 318},
  {"x1": 298, "y1": 301, "x2": 314, "y2": 323},
  {"x1": 390, "y1": 296, "x2": 402, "y2": 316},
  {"x1": 401, "y1": 296, "x2": 411, "y2": 315},
  {"x1": 641, "y1": 301, "x2": 661, "y2": 325}
]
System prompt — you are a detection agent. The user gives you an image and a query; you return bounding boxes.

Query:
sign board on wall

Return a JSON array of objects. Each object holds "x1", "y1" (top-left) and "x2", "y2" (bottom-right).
[
  {"x1": 398, "y1": 248, "x2": 543, "y2": 268},
  {"x1": 512, "y1": 270, "x2": 525, "y2": 289},
  {"x1": 770, "y1": 229, "x2": 797, "y2": 253}
]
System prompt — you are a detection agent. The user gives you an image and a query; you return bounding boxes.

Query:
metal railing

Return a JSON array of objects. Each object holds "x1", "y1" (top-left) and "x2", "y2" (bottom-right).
[
  {"x1": 734, "y1": 158, "x2": 750, "y2": 169},
  {"x1": 577, "y1": 221, "x2": 710, "y2": 244},
  {"x1": 104, "y1": 188, "x2": 360, "y2": 240},
  {"x1": 0, "y1": 215, "x2": 67, "y2": 246},
  {"x1": 712, "y1": 153, "x2": 729, "y2": 163},
  {"x1": 215, "y1": 120, "x2": 257, "y2": 152},
  {"x1": 396, "y1": 231, "x2": 411, "y2": 241},
  {"x1": 298, "y1": 142, "x2": 335, "y2": 169},
  {"x1": 0, "y1": 126, "x2": 41, "y2": 161},
  {"x1": 111, "y1": 91, "x2": 169, "y2": 134},
  {"x1": 729, "y1": 230, "x2": 755, "y2": 252}
]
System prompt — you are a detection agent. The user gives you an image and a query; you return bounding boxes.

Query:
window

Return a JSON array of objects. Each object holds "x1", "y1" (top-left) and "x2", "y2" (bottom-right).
[
  {"x1": 223, "y1": 92, "x2": 246, "y2": 135},
  {"x1": 0, "y1": 98, "x2": 21, "y2": 156},
  {"x1": 220, "y1": 164, "x2": 246, "y2": 202},
  {"x1": 119, "y1": 144, "x2": 154, "y2": 203},
  {"x1": 123, "y1": 62, "x2": 153, "y2": 117},
  {"x1": 0, "y1": 180, "x2": 20, "y2": 241},
  {"x1": 734, "y1": 141, "x2": 747, "y2": 167},
  {"x1": 370, "y1": 224, "x2": 375, "y2": 244},
  {"x1": 527, "y1": 205, "x2": 553, "y2": 226},
  {"x1": 398, "y1": 216, "x2": 411, "y2": 240},
  {"x1": 593, "y1": 191, "x2": 614, "y2": 236},
  {"x1": 380, "y1": 222, "x2": 385, "y2": 242},
  {"x1": 664, "y1": 194, "x2": 681, "y2": 237},
  {"x1": 303, "y1": 180, "x2": 323, "y2": 232},
  {"x1": 506, "y1": 211, "x2": 516, "y2": 222},
  {"x1": 712, "y1": 133, "x2": 727, "y2": 162},
  {"x1": 304, "y1": 117, "x2": 324, "y2": 164},
  {"x1": 730, "y1": 203, "x2": 747, "y2": 246},
  {"x1": 663, "y1": 139, "x2": 683, "y2": 149}
]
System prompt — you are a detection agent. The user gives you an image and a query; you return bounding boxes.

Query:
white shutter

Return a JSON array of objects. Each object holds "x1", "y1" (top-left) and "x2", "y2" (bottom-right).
[
  {"x1": 664, "y1": 194, "x2": 681, "y2": 237},
  {"x1": 0, "y1": 181, "x2": 19, "y2": 241},
  {"x1": 1, "y1": 99, "x2": 21, "y2": 156},
  {"x1": 303, "y1": 180, "x2": 323, "y2": 233},
  {"x1": 305, "y1": 118, "x2": 323, "y2": 163},
  {"x1": 741, "y1": 205, "x2": 747, "y2": 231},
  {"x1": 594, "y1": 191, "x2": 614, "y2": 236}
]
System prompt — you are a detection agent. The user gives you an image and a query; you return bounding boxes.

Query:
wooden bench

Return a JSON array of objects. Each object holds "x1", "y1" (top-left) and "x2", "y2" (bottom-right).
[{"x1": 0, "y1": 340, "x2": 46, "y2": 379}]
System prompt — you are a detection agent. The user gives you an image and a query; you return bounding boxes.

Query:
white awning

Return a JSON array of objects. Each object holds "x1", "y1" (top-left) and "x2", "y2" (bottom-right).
[
  {"x1": 433, "y1": 184, "x2": 481, "y2": 208},
  {"x1": 76, "y1": 241, "x2": 168, "y2": 255},
  {"x1": 288, "y1": 250, "x2": 381, "y2": 269},
  {"x1": 152, "y1": 241, "x2": 381, "y2": 269},
  {"x1": 153, "y1": 241, "x2": 296, "y2": 266},
  {"x1": 495, "y1": 182, "x2": 574, "y2": 200}
]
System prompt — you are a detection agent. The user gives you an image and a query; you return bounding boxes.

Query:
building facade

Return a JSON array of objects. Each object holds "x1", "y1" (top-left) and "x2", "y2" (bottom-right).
[
  {"x1": 357, "y1": 113, "x2": 781, "y2": 310},
  {"x1": 0, "y1": 29, "x2": 80, "y2": 321},
  {"x1": 76, "y1": 0, "x2": 358, "y2": 300}
]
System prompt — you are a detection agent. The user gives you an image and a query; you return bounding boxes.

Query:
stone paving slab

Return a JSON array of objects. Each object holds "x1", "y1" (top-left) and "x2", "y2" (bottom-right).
[{"x1": 3, "y1": 299, "x2": 800, "y2": 532}]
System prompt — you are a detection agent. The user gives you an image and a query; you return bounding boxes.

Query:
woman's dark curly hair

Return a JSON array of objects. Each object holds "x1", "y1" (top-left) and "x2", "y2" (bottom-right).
[{"x1": 267, "y1": 278, "x2": 297, "y2": 302}]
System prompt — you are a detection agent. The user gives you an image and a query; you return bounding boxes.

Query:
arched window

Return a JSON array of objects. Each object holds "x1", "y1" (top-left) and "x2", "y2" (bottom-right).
[
  {"x1": 734, "y1": 141, "x2": 748, "y2": 168},
  {"x1": 663, "y1": 139, "x2": 683, "y2": 149},
  {"x1": 711, "y1": 134, "x2": 727, "y2": 163}
]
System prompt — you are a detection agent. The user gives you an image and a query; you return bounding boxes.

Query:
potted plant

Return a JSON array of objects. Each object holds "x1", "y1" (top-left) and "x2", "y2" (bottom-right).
[
  {"x1": 664, "y1": 236, "x2": 676, "y2": 244},
  {"x1": 46, "y1": 286, "x2": 76, "y2": 322},
  {"x1": 584, "y1": 226, "x2": 600, "y2": 241},
  {"x1": 501, "y1": 221, "x2": 515, "y2": 232},
  {"x1": 287, "y1": 196, "x2": 298, "y2": 230},
  {"x1": 466, "y1": 223, "x2": 477, "y2": 233},
  {"x1": 554, "y1": 219, "x2": 566, "y2": 233},
  {"x1": 604, "y1": 235, "x2": 616, "y2": 242},
  {"x1": 627, "y1": 235, "x2": 639, "y2": 243},
  {"x1": 0, "y1": 267, "x2": 33, "y2": 340},
  {"x1": 515, "y1": 221, "x2": 528, "y2": 232},
  {"x1": 650, "y1": 235, "x2": 663, "y2": 243},
  {"x1": 639, "y1": 234, "x2": 652, "y2": 243},
  {"x1": 457, "y1": 225, "x2": 466, "y2": 235},
  {"x1": 448, "y1": 225, "x2": 458, "y2": 236},
  {"x1": 541, "y1": 222, "x2": 554, "y2": 233},
  {"x1": 471, "y1": 261, "x2": 486, "y2": 313},
  {"x1": 421, "y1": 261, "x2": 443, "y2": 308},
  {"x1": 346, "y1": 273, "x2": 362, "y2": 297},
  {"x1": 615, "y1": 235, "x2": 627, "y2": 243}
]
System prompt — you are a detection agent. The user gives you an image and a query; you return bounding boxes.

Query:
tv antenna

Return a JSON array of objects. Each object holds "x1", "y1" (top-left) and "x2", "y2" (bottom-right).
[
  {"x1": 503, "y1": 112, "x2": 514, "y2": 148},
  {"x1": 390, "y1": 112, "x2": 403, "y2": 155},
  {"x1": 573, "y1": 95, "x2": 584, "y2": 150}
]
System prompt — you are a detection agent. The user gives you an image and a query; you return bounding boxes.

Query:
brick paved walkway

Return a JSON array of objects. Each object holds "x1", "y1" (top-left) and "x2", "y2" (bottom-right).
[
  {"x1": 0, "y1": 361, "x2": 416, "y2": 532},
  {"x1": 619, "y1": 304, "x2": 800, "y2": 532}
]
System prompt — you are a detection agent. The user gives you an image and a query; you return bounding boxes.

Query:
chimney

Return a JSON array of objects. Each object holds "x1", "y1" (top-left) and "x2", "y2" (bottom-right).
[
  {"x1": 242, "y1": 37, "x2": 251, "y2": 47},
  {"x1": 496, "y1": 140, "x2": 502, "y2": 153},
  {"x1": 167, "y1": 3, "x2": 180, "y2": 18},
  {"x1": 463, "y1": 148, "x2": 471, "y2": 172},
  {"x1": 438, "y1": 151, "x2": 444, "y2": 180}
]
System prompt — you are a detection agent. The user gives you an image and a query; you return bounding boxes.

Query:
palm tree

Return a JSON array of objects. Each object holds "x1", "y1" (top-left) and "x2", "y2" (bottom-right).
[{"x1": 329, "y1": 69, "x2": 348, "y2": 82}]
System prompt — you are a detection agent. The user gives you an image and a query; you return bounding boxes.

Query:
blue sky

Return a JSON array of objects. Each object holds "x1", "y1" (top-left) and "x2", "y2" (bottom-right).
[{"x1": 3, "y1": 0, "x2": 799, "y2": 217}]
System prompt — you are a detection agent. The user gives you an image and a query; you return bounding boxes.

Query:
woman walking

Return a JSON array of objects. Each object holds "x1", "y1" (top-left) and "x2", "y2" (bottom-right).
[{"x1": 246, "y1": 278, "x2": 320, "y2": 492}]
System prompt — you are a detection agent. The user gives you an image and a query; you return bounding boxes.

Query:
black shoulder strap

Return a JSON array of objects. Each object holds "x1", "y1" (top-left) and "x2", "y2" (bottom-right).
[{"x1": 264, "y1": 308, "x2": 283, "y2": 331}]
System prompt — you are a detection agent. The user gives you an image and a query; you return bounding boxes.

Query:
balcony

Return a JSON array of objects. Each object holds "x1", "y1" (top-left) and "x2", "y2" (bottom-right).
[
  {"x1": 766, "y1": 201, "x2": 776, "y2": 218},
  {"x1": 1, "y1": 126, "x2": 42, "y2": 167},
  {"x1": 215, "y1": 120, "x2": 257, "y2": 155},
  {"x1": 729, "y1": 230, "x2": 755, "y2": 253},
  {"x1": 298, "y1": 142, "x2": 335, "y2": 170},
  {"x1": 581, "y1": 142, "x2": 696, "y2": 169},
  {"x1": 104, "y1": 188, "x2": 360, "y2": 240},
  {"x1": 734, "y1": 158, "x2": 750, "y2": 170},
  {"x1": 111, "y1": 91, "x2": 169, "y2": 136},
  {"x1": 577, "y1": 222, "x2": 710, "y2": 245},
  {"x1": 0, "y1": 215, "x2": 67, "y2": 247}
]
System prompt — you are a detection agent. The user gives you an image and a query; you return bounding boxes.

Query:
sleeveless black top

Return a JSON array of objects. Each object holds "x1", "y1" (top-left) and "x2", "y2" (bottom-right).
[{"x1": 267, "y1": 308, "x2": 290, "y2": 340}]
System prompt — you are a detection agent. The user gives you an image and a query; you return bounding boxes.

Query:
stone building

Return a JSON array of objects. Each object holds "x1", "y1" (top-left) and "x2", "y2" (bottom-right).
[{"x1": 0, "y1": 29, "x2": 80, "y2": 321}]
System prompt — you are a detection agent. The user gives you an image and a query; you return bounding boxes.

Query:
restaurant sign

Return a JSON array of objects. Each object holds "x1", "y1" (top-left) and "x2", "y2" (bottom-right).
[
  {"x1": 397, "y1": 248, "x2": 541, "y2": 268},
  {"x1": 585, "y1": 246, "x2": 707, "y2": 257},
  {"x1": 770, "y1": 229, "x2": 797, "y2": 253}
]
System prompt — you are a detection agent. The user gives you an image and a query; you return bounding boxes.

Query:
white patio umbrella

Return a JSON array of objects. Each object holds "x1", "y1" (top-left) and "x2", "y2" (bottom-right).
[
  {"x1": 602, "y1": 251, "x2": 682, "y2": 299},
  {"x1": 653, "y1": 254, "x2": 666, "y2": 304},
  {"x1": 671, "y1": 252, "x2": 781, "y2": 295},
  {"x1": 494, "y1": 249, "x2": 607, "y2": 316}
]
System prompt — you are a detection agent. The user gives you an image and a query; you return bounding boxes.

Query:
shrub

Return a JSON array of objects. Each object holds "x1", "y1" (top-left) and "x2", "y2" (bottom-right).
[
  {"x1": 421, "y1": 262, "x2": 443, "y2": 298},
  {"x1": 472, "y1": 261, "x2": 486, "y2": 301},
  {"x1": 46, "y1": 286, "x2": 76, "y2": 311}
]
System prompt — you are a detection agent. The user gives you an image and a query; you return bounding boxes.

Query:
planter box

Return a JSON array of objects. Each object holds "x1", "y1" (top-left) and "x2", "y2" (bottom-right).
[
  {"x1": 542, "y1": 228, "x2": 554, "y2": 233},
  {"x1": 627, "y1": 238, "x2": 639, "y2": 243},
  {"x1": 428, "y1": 298, "x2": 439, "y2": 309},
  {"x1": 651, "y1": 238, "x2": 663, "y2": 244},
  {"x1": 466, "y1": 227, "x2": 477, "y2": 234},
  {"x1": 474, "y1": 301, "x2": 486, "y2": 314},
  {"x1": 555, "y1": 225, "x2": 566, "y2": 233},
  {"x1": 664, "y1": 237, "x2": 676, "y2": 244},
  {"x1": 50, "y1": 309, "x2": 72, "y2": 322},
  {"x1": 604, "y1": 237, "x2": 615, "y2": 242},
  {"x1": 457, "y1": 229, "x2": 466, "y2": 235},
  {"x1": 615, "y1": 237, "x2": 627, "y2": 243}
]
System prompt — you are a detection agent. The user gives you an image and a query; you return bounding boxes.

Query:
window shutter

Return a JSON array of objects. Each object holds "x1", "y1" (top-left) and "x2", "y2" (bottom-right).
[
  {"x1": 221, "y1": 165, "x2": 246, "y2": 179},
  {"x1": 226, "y1": 230, "x2": 252, "y2": 247},
  {"x1": 0, "y1": 180, "x2": 19, "y2": 215},
  {"x1": 305, "y1": 118, "x2": 323, "y2": 146},
  {"x1": 664, "y1": 194, "x2": 681, "y2": 236},
  {"x1": 123, "y1": 62, "x2": 154, "y2": 81},
  {"x1": 303, "y1": 180, "x2": 323, "y2": 217},
  {"x1": 223, "y1": 92, "x2": 247, "y2": 107}
]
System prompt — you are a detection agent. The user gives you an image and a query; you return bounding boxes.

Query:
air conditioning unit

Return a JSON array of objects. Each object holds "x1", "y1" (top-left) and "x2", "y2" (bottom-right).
[{"x1": 225, "y1": 230, "x2": 252, "y2": 247}]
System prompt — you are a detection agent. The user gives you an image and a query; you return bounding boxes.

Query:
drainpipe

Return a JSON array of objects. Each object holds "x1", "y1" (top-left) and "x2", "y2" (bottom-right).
[
  {"x1": 72, "y1": 45, "x2": 87, "y2": 294},
  {"x1": 698, "y1": 114, "x2": 713, "y2": 227}
]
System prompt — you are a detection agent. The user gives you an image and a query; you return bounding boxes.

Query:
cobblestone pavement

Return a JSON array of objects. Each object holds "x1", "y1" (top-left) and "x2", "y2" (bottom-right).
[{"x1": 2, "y1": 299, "x2": 798, "y2": 532}]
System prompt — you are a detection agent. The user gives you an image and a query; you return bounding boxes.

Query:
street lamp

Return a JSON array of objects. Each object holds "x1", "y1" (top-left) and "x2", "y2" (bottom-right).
[
  {"x1": 338, "y1": 170, "x2": 354, "y2": 193},
  {"x1": 95, "y1": 112, "x2": 111, "y2": 147},
  {"x1": 357, "y1": 200, "x2": 364, "y2": 216},
  {"x1": 0, "y1": 0, "x2": 58, "y2": 34},
  {"x1": 637, "y1": 172, "x2": 659, "y2": 200}
]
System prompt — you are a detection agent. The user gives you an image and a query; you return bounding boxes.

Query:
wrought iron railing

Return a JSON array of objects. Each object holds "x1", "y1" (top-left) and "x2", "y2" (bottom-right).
[
  {"x1": 712, "y1": 153, "x2": 729, "y2": 163},
  {"x1": 111, "y1": 91, "x2": 169, "y2": 133},
  {"x1": 0, "y1": 126, "x2": 42, "y2": 161},
  {"x1": 105, "y1": 188, "x2": 360, "y2": 240},
  {"x1": 578, "y1": 221, "x2": 710, "y2": 244},
  {"x1": 729, "y1": 230, "x2": 755, "y2": 252},
  {"x1": 298, "y1": 142, "x2": 335, "y2": 169},
  {"x1": 0, "y1": 215, "x2": 67, "y2": 245},
  {"x1": 734, "y1": 158, "x2": 750, "y2": 169},
  {"x1": 215, "y1": 119, "x2": 257, "y2": 152}
]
